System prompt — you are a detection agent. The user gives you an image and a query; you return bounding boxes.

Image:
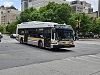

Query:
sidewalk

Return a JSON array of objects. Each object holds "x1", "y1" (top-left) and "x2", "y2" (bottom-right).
[
  {"x1": 0, "y1": 53, "x2": 100, "y2": 75},
  {"x1": 75, "y1": 39, "x2": 100, "y2": 45}
]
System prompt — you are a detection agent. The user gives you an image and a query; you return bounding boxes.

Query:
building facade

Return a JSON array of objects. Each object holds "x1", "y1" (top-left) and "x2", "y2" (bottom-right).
[
  {"x1": 98, "y1": 0, "x2": 100, "y2": 17},
  {"x1": 21, "y1": 0, "x2": 28, "y2": 11},
  {"x1": 70, "y1": 0, "x2": 93, "y2": 14},
  {"x1": 21, "y1": 0, "x2": 69, "y2": 11},
  {"x1": 0, "y1": 6, "x2": 20, "y2": 25},
  {"x1": 87, "y1": 11, "x2": 98, "y2": 19}
]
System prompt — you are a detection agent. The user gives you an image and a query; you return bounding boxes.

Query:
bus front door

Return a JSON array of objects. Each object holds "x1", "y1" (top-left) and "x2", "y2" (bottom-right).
[{"x1": 44, "y1": 28, "x2": 51, "y2": 48}]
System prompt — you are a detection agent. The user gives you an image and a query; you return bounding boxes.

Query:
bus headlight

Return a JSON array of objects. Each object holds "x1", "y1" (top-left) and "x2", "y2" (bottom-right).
[{"x1": 51, "y1": 42, "x2": 57, "y2": 44}]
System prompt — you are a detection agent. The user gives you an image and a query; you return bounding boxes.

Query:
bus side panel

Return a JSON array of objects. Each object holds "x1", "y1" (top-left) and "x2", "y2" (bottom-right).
[{"x1": 28, "y1": 37, "x2": 39, "y2": 46}]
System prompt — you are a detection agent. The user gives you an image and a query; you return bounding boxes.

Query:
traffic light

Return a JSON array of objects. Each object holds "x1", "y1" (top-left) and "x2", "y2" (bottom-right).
[
  {"x1": 77, "y1": 20, "x2": 80, "y2": 27},
  {"x1": 78, "y1": 20, "x2": 80, "y2": 26}
]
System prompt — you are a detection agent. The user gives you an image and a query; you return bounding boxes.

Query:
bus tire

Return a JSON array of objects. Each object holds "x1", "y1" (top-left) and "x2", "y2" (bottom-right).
[
  {"x1": 38, "y1": 41, "x2": 43, "y2": 48},
  {"x1": 20, "y1": 38, "x2": 23, "y2": 44}
]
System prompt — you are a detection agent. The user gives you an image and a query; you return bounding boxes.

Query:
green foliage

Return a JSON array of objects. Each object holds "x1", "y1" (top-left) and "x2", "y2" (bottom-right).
[
  {"x1": 54, "y1": 3, "x2": 71, "y2": 24},
  {"x1": 0, "y1": 25, "x2": 4, "y2": 33},
  {"x1": 79, "y1": 13, "x2": 91, "y2": 33},
  {"x1": 68, "y1": 14, "x2": 81, "y2": 31},
  {"x1": 0, "y1": 25, "x2": 7, "y2": 33},
  {"x1": 39, "y1": 2, "x2": 72, "y2": 24},
  {"x1": 6, "y1": 21, "x2": 17, "y2": 34},
  {"x1": 93, "y1": 17, "x2": 100, "y2": 34},
  {"x1": 19, "y1": 7, "x2": 38, "y2": 22},
  {"x1": 5, "y1": 2, "x2": 100, "y2": 34},
  {"x1": 70, "y1": 13, "x2": 92, "y2": 33},
  {"x1": 89, "y1": 18, "x2": 96, "y2": 33},
  {"x1": 18, "y1": 2, "x2": 72, "y2": 24}
]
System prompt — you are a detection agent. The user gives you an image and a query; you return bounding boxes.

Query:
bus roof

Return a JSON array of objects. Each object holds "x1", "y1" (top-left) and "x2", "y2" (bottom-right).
[{"x1": 17, "y1": 21, "x2": 72, "y2": 29}]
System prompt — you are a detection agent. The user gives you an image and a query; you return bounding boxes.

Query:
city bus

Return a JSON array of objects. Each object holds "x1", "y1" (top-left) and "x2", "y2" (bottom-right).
[{"x1": 16, "y1": 21, "x2": 75, "y2": 49}]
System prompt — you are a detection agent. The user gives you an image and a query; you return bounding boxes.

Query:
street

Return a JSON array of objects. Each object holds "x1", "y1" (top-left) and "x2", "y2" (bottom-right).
[{"x1": 0, "y1": 34, "x2": 100, "y2": 71}]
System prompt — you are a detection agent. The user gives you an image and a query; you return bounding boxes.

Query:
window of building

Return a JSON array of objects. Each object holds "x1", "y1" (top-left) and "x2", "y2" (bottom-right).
[
  {"x1": 24, "y1": 2, "x2": 28, "y2": 8},
  {"x1": 81, "y1": 2, "x2": 83, "y2": 5},
  {"x1": 72, "y1": 1, "x2": 77, "y2": 4},
  {"x1": 1, "y1": 11, "x2": 3, "y2": 14}
]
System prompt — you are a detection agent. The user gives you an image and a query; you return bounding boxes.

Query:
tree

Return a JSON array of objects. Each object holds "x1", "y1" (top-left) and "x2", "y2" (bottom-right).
[
  {"x1": 39, "y1": 2, "x2": 72, "y2": 24},
  {"x1": 54, "y1": 3, "x2": 71, "y2": 24},
  {"x1": 30, "y1": 10, "x2": 41, "y2": 21},
  {"x1": 68, "y1": 14, "x2": 81, "y2": 31},
  {"x1": 77, "y1": 13, "x2": 91, "y2": 33},
  {"x1": 93, "y1": 17, "x2": 100, "y2": 34},
  {"x1": 6, "y1": 21, "x2": 17, "y2": 34},
  {"x1": 19, "y1": 7, "x2": 38, "y2": 22},
  {"x1": 68, "y1": 17, "x2": 77, "y2": 31},
  {"x1": 89, "y1": 18, "x2": 96, "y2": 33},
  {"x1": 0, "y1": 25, "x2": 4, "y2": 33}
]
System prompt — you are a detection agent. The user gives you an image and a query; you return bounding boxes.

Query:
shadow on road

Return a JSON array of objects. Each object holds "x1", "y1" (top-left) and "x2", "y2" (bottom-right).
[
  {"x1": 45, "y1": 48, "x2": 73, "y2": 52},
  {"x1": 16, "y1": 43, "x2": 74, "y2": 52}
]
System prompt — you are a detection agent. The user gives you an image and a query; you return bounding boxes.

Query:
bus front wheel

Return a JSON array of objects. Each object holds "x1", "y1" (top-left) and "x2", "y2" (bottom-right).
[{"x1": 38, "y1": 41, "x2": 43, "y2": 48}]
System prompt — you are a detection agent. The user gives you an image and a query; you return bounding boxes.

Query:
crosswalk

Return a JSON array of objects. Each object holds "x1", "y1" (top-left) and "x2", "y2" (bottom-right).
[{"x1": 64, "y1": 53, "x2": 100, "y2": 65}]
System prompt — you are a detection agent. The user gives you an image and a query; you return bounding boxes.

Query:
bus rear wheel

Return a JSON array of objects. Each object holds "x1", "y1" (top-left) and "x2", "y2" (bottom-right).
[{"x1": 38, "y1": 41, "x2": 43, "y2": 48}]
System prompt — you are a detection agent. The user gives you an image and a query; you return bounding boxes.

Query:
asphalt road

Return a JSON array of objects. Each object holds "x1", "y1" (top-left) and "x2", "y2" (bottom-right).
[{"x1": 0, "y1": 34, "x2": 100, "y2": 70}]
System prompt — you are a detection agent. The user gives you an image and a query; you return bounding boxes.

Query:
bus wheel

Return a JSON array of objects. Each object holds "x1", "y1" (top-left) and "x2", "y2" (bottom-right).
[
  {"x1": 38, "y1": 41, "x2": 43, "y2": 48},
  {"x1": 20, "y1": 38, "x2": 23, "y2": 44}
]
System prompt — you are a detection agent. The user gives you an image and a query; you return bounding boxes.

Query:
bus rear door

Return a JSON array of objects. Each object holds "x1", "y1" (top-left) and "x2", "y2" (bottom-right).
[{"x1": 43, "y1": 28, "x2": 51, "y2": 48}]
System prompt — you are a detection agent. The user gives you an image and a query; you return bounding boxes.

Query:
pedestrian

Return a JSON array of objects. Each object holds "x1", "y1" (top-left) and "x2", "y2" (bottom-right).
[{"x1": 74, "y1": 32, "x2": 77, "y2": 41}]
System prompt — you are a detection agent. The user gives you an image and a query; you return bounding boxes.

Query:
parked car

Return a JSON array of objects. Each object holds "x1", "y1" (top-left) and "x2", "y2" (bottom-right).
[
  {"x1": 10, "y1": 34, "x2": 19, "y2": 38},
  {"x1": 0, "y1": 32, "x2": 3, "y2": 42},
  {"x1": 0, "y1": 32, "x2": 3, "y2": 38}
]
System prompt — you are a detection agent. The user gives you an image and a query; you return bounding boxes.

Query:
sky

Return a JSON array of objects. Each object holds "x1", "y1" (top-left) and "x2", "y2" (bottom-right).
[
  {"x1": 67, "y1": 0, "x2": 98, "y2": 12},
  {"x1": 0, "y1": 0, "x2": 98, "y2": 11},
  {"x1": 0, "y1": 0, "x2": 21, "y2": 10}
]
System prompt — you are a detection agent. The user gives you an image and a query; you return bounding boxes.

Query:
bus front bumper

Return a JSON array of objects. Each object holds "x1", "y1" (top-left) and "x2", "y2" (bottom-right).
[{"x1": 53, "y1": 44, "x2": 75, "y2": 48}]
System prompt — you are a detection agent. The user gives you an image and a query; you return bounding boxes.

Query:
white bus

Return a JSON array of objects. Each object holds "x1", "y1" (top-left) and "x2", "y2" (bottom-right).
[{"x1": 16, "y1": 21, "x2": 75, "y2": 49}]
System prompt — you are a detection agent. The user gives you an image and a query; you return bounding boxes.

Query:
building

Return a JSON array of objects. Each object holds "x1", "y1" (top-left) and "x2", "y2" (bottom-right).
[
  {"x1": 21, "y1": 0, "x2": 28, "y2": 11},
  {"x1": 87, "y1": 11, "x2": 98, "y2": 19},
  {"x1": 0, "y1": 6, "x2": 6, "y2": 25},
  {"x1": 70, "y1": 0, "x2": 93, "y2": 14},
  {"x1": 0, "y1": 6, "x2": 20, "y2": 25},
  {"x1": 21, "y1": 0, "x2": 69, "y2": 11},
  {"x1": 98, "y1": 0, "x2": 100, "y2": 17},
  {"x1": 70, "y1": 0, "x2": 83, "y2": 13}
]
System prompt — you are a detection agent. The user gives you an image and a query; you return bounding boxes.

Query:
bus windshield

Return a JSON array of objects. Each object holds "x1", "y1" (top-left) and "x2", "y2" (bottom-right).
[{"x1": 55, "y1": 29, "x2": 74, "y2": 41}]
